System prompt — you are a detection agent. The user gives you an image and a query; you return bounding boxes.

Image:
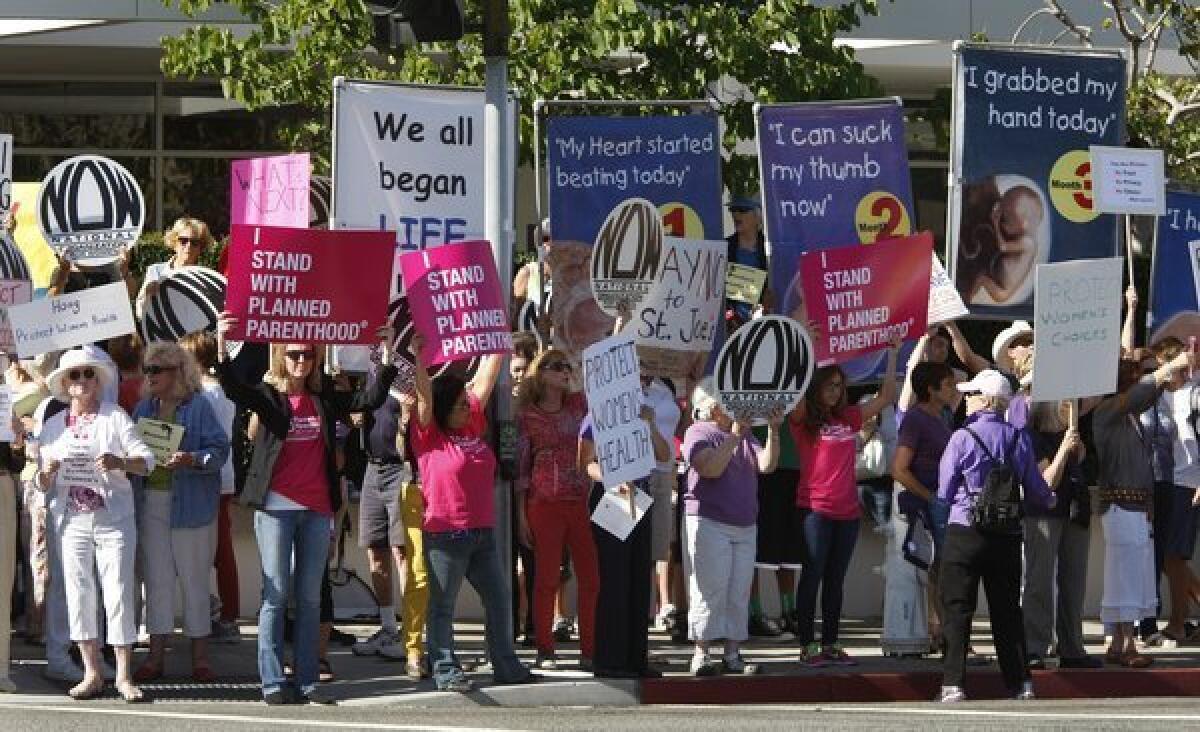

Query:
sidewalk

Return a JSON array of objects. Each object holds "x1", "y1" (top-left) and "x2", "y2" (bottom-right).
[{"x1": 8, "y1": 618, "x2": 1200, "y2": 706}]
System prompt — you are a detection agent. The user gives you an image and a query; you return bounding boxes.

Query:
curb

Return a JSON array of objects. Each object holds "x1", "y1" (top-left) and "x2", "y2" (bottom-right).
[{"x1": 341, "y1": 679, "x2": 640, "y2": 707}]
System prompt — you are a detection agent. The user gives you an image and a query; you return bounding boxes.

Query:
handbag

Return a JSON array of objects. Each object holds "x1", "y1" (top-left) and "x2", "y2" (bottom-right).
[{"x1": 902, "y1": 510, "x2": 934, "y2": 570}]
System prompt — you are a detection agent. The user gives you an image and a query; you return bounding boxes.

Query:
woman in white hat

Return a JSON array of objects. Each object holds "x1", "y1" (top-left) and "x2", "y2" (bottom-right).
[{"x1": 36, "y1": 348, "x2": 155, "y2": 702}]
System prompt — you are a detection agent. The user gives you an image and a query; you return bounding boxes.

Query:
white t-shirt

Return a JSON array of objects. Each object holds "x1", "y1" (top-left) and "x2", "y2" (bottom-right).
[
  {"x1": 643, "y1": 378, "x2": 680, "y2": 473},
  {"x1": 1170, "y1": 381, "x2": 1200, "y2": 487}
]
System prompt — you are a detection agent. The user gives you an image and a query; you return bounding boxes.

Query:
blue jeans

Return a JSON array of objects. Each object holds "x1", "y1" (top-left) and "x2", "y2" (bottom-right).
[
  {"x1": 424, "y1": 528, "x2": 527, "y2": 687},
  {"x1": 796, "y1": 512, "x2": 860, "y2": 646},
  {"x1": 254, "y1": 509, "x2": 331, "y2": 697}
]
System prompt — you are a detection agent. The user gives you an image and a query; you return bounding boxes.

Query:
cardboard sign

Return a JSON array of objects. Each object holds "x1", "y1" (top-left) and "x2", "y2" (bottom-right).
[
  {"x1": 0, "y1": 279, "x2": 32, "y2": 352},
  {"x1": 36, "y1": 155, "x2": 145, "y2": 267},
  {"x1": 225, "y1": 224, "x2": 393, "y2": 345},
  {"x1": 8, "y1": 282, "x2": 135, "y2": 358},
  {"x1": 800, "y1": 232, "x2": 932, "y2": 365},
  {"x1": 1031, "y1": 257, "x2": 1123, "y2": 401},
  {"x1": 726, "y1": 263, "x2": 767, "y2": 305},
  {"x1": 136, "y1": 417, "x2": 186, "y2": 471},
  {"x1": 138, "y1": 266, "x2": 227, "y2": 344},
  {"x1": 928, "y1": 252, "x2": 969, "y2": 325},
  {"x1": 715, "y1": 315, "x2": 814, "y2": 423},
  {"x1": 582, "y1": 331, "x2": 656, "y2": 488},
  {"x1": 400, "y1": 240, "x2": 511, "y2": 366},
  {"x1": 1090, "y1": 145, "x2": 1166, "y2": 216},
  {"x1": 230, "y1": 153, "x2": 311, "y2": 228},
  {"x1": 589, "y1": 198, "x2": 663, "y2": 315}
]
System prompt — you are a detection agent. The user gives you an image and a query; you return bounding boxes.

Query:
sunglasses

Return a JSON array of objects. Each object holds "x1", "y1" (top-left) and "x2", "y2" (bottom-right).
[
  {"x1": 285, "y1": 349, "x2": 316, "y2": 362},
  {"x1": 730, "y1": 207, "x2": 753, "y2": 214},
  {"x1": 68, "y1": 368, "x2": 96, "y2": 382},
  {"x1": 545, "y1": 361, "x2": 573, "y2": 373},
  {"x1": 142, "y1": 364, "x2": 176, "y2": 375},
  {"x1": 177, "y1": 236, "x2": 204, "y2": 246}
]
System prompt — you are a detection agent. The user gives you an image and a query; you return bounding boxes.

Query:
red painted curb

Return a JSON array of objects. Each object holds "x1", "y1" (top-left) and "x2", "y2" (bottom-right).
[{"x1": 639, "y1": 668, "x2": 1200, "y2": 704}]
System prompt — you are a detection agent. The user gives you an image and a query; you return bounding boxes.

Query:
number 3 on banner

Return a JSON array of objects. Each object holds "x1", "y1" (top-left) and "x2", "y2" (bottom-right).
[
  {"x1": 854, "y1": 191, "x2": 912, "y2": 244},
  {"x1": 659, "y1": 203, "x2": 703, "y2": 239}
]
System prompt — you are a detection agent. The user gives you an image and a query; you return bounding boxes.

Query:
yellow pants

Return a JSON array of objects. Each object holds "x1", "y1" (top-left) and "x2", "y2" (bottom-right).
[{"x1": 400, "y1": 481, "x2": 429, "y2": 658}]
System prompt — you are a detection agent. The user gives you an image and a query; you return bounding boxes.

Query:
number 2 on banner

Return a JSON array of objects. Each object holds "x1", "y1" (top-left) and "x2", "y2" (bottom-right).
[
  {"x1": 659, "y1": 203, "x2": 703, "y2": 238},
  {"x1": 855, "y1": 191, "x2": 912, "y2": 244}
]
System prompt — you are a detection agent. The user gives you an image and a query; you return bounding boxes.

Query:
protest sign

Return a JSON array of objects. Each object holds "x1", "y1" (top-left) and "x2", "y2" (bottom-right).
[
  {"x1": 400, "y1": 239, "x2": 511, "y2": 366},
  {"x1": 582, "y1": 331, "x2": 655, "y2": 489},
  {"x1": 1089, "y1": 145, "x2": 1166, "y2": 216},
  {"x1": 225, "y1": 224, "x2": 393, "y2": 345},
  {"x1": 927, "y1": 252, "x2": 969, "y2": 325},
  {"x1": 590, "y1": 487, "x2": 653, "y2": 541},
  {"x1": 138, "y1": 266, "x2": 227, "y2": 344},
  {"x1": 755, "y1": 98, "x2": 914, "y2": 382},
  {"x1": 0, "y1": 386, "x2": 11, "y2": 442},
  {"x1": 715, "y1": 315, "x2": 814, "y2": 423},
  {"x1": 0, "y1": 279, "x2": 32, "y2": 352},
  {"x1": 1149, "y1": 190, "x2": 1200, "y2": 345},
  {"x1": 36, "y1": 155, "x2": 145, "y2": 267},
  {"x1": 1032, "y1": 257, "x2": 1123, "y2": 401},
  {"x1": 590, "y1": 198, "x2": 663, "y2": 315},
  {"x1": 800, "y1": 232, "x2": 931, "y2": 365},
  {"x1": 0, "y1": 134, "x2": 11, "y2": 217},
  {"x1": 949, "y1": 44, "x2": 1125, "y2": 319},
  {"x1": 8, "y1": 282, "x2": 135, "y2": 358},
  {"x1": 726, "y1": 263, "x2": 767, "y2": 305},
  {"x1": 230, "y1": 153, "x2": 311, "y2": 228},
  {"x1": 633, "y1": 237, "x2": 726, "y2": 381},
  {"x1": 136, "y1": 418, "x2": 186, "y2": 472}
]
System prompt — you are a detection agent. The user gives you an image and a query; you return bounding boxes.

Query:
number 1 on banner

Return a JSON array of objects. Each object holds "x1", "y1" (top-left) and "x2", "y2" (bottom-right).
[{"x1": 659, "y1": 203, "x2": 703, "y2": 238}]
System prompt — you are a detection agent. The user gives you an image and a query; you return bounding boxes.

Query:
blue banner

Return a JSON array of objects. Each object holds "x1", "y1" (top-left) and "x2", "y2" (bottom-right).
[
  {"x1": 756, "y1": 99, "x2": 914, "y2": 382},
  {"x1": 1149, "y1": 190, "x2": 1200, "y2": 344},
  {"x1": 546, "y1": 115, "x2": 723, "y2": 244},
  {"x1": 952, "y1": 46, "x2": 1125, "y2": 319}
]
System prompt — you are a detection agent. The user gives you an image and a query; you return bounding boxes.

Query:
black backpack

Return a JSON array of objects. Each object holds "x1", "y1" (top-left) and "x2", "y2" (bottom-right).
[{"x1": 963, "y1": 426, "x2": 1023, "y2": 535}]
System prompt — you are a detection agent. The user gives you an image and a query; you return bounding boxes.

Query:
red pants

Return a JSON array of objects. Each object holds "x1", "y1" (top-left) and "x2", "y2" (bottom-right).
[
  {"x1": 528, "y1": 499, "x2": 599, "y2": 658},
  {"x1": 214, "y1": 494, "x2": 240, "y2": 621}
]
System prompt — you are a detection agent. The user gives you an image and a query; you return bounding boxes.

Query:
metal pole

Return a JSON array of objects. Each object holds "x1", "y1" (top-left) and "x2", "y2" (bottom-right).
[{"x1": 483, "y1": 0, "x2": 513, "y2": 597}]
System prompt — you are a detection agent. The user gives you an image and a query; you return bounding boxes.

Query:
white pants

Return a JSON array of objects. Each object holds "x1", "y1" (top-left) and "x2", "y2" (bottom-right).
[
  {"x1": 881, "y1": 493, "x2": 930, "y2": 655},
  {"x1": 685, "y1": 514, "x2": 756, "y2": 643},
  {"x1": 139, "y1": 491, "x2": 217, "y2": 638},
  {"x1": 0, "y1": 475, "x2": 15, "y2": 679},
  {"x1": 61, "y1": 509, "x2": 137, "y2": 646},
  {"x1": 1100, "y1": 506, "x2": 1157, "y2": 625}
]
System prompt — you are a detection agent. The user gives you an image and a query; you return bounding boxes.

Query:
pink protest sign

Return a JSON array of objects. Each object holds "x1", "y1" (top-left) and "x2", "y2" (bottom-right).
[
  {"x1": 230, "y1": 153, "x2": 311, "y2": 228},
  {"x1": 225, "y1": 224, "x2": 393, "y2": 344},
  {"x1": 799, "y1": 232, "x2": 933, "y2": 366},
  {"x1": 400, "y1": 240, "x2": 512, "y2": 366}
]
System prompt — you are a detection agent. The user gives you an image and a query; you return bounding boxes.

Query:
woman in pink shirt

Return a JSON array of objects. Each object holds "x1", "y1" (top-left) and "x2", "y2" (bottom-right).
[
  {"x1": 515, "y1": 348, "x2": 597, "y2": 671},
  {"x1": 790, "y1": 341, "x2": 898, "y2": 667},
  {"x1": 408, "y1": 334, "x2": 533, "y2": 692}
]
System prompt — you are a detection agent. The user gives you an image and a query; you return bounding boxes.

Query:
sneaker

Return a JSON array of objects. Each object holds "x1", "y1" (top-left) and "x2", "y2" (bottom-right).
[
  {"x1": 534, "y1": 652, "x2": 558, "y2": 670},
  {"x1": 748, "y1": 613, "x2": 782, "y2": 637},
  {"x1": 690, "y1": 652, "x2": 719, "y2": 677},
  {"x1": 1027, "y1": 655, "x2": 1046, "y2": 670},
  {"x1": 1014, "y1": 681, "x2": 1035, "y2": 700},
  {"x1": 821, "y1": 644, "x2": 856, "y2": 666},
  {"x1": 656, "y1": 603, "x2": 678, "y2": 632},
  {"x1": 440, "y1": 677, "x2": 474, "y2": 693},
  {"x1": 262, "y1": 688, "x2": 291, "y2": 705},
  {"x1": 352, "y1": 627, "x2": 404, "y2": 658},
  {"x1": 722, "y1": 653, "x2": 758, "y2": 675},
  {"x1": 210, "y1": 619, "x2": 241, "y2": 645},
  {"x1": 799, "y1": 642, "x2": 829, "y2": 668},
  {"x1": 938, "y1": 685, "x2": 966, "y2": 703},
  {"x1": 301, "y1": 686, "x2": 337, "y2": 705},
  {"x1": 552, "y1": 617, "x2": 574, "y2": 643}
]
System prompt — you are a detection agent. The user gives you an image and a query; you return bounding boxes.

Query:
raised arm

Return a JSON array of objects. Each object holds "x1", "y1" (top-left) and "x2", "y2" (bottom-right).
[
  {"x1": 860, "y1": 339, "x2": 901, "y2": 423},
  {"x1": 468, "y1": 352, "x2": 504, "y2": 409},
  {"x1": 897, "y1": 332, "x2": 930, "y2": 412},
  {"x1": 944, "y1": 321, "x2": 990, "y2": 375},
  {"x1": 1121, "y1": 285, "x2": 1138, "y2": 357},
  {"x1": 330, "y1": 327, "x2": 397, "y2": 416},
  {"x1": 213, "y1": 311, "x2": 279, "y2": 419},
  {"x1": 757, "y1": 411, "x2": 783, "y2": 474},
  {"x1": 409, "y1": 333, "x2": 433, "y2": 429}
]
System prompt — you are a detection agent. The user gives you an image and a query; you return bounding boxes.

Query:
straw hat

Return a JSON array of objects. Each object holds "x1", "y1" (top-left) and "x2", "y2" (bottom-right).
[{"x1": 46, "y1": 348, "x2": 115, "y2": 401}]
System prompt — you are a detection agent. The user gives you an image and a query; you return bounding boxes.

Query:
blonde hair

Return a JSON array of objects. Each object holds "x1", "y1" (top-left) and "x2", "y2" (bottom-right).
[
  {"x1": 164, "y1": 217, "x2": 215, "y2": 252},
  {"x1": 515, "y1": 347, "x2": 568, "y2": 409},
  {"x1": 264, "y1": 343, "x2": 324, "y2": 393},
  {"x1": 140, "y1": 341, "x2": 204, "y2": 401}
]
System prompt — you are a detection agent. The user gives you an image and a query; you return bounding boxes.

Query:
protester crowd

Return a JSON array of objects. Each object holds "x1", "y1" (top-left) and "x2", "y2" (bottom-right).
[{"x1": 2, "y1": 197, "x2": 1200, "y2": 709}]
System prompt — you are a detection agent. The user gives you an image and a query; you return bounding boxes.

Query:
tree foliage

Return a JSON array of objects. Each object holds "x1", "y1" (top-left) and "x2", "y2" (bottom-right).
[{"x1": 160, "y1": 0, "x2": 882, "y2": 194}]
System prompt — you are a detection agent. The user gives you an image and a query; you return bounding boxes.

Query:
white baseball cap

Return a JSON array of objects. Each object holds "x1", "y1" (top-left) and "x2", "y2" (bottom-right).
[{"x1": 956, "y1": 369, "x2": 1014, "y2": 399}]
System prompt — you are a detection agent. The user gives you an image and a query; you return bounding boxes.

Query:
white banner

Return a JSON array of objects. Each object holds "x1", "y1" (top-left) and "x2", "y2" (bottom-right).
[
  {"x1": 1032, "y1": 257, "x2": 1123, "y2": 401},
  {"x1": 9, "y1": 282, "x2": 136, "y2": 358},
  {"x1": 1090, "y1": 145, "x2": 1166, "y2": 217},
  {"x1": 928, "y1": 251, "x2": 969, "y2": 325},
  {"x1": 582, "y1": 331, "x2": 655, "y2": 489}
]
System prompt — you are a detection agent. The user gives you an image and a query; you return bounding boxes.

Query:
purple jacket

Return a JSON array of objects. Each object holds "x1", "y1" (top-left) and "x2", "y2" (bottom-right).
[{"x1": 937, "y1": 410, "x2": 1054, "y2": 528}]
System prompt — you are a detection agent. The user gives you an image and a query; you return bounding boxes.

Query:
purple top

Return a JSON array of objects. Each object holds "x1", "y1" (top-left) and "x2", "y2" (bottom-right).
[
  {"x1": 1006, "y1": 394, "x2": 1030, "y2": 431},
  {"x1": 937, "y1": 410, "x2": 1054, "y2": 527},
  {"x1": 683, "y1": 421, "x2": 762, "y2": 527},
  {"x1": 896, "y1": 406, "x2": 954, "y2": 516}
]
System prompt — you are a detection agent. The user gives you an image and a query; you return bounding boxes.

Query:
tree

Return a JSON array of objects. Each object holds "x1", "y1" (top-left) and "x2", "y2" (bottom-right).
[{"x1": 160, "y1": 0, "x2": 883, "y2": 195}]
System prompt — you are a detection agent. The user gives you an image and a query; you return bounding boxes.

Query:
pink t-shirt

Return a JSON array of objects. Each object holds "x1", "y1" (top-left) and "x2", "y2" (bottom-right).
[
  {"x1": 411, "y1": 393, "x2": 497, "y2": 532},
  {"x1": 269, "y1": 394, "x2": 331, "y2": 514},
  {"x1": 791, "y1": 405, "x2": 863, "y2": 520}
]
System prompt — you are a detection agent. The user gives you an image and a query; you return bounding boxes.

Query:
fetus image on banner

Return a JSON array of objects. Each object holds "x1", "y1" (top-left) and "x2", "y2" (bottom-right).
[{"x1": 955, "y1": 174, "x2": 1050, "y2": 307}]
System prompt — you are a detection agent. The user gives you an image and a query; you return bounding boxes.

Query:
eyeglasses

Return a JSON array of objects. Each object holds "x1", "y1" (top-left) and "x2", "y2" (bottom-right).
[
  {"x1": 67, "y1": 368, "x2": 96, "y2": 382},
  {"x1": 545, "y1": 361, "x2": 573, "y2": 373},
  {"x1": 962, "y1": 390, "x2": 983, "y2": 397},
  {"x1": 142, "y1": 364, "x2": 176, "y2": 376},
  {"x1": 285, "y1": 350, "x2": 316, "y2": 362}
]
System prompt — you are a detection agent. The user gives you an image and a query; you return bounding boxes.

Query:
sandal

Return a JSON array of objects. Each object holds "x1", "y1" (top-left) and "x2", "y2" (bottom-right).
[
  {"x1": 68, "y1": 678, "x2": 106, "y2": 700},
  {"x1": 318, "y1": 658, "x2": 335, "y2": 683},
  {"x1": 132, "y1": 661, "x2": 163, "y2": 683},
  {"x1": 1120, "y1": 652, "x2": 1153, "y2": 668},
  {"x1": 116, "y1": 681, "x2": 147, "y2": 703}
]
